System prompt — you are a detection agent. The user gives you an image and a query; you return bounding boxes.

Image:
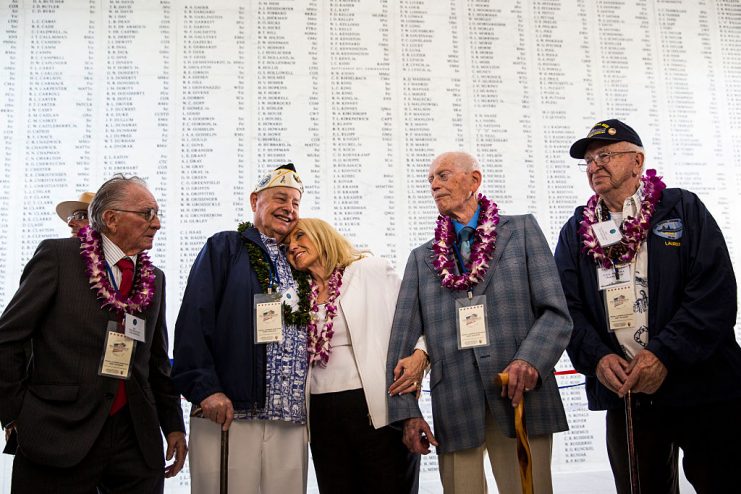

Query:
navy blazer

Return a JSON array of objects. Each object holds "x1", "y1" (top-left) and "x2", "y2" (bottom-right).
[
  {"x1": 173, "y1": 228, "x2": 271, "y2": 410},
  {"x1": 555, "y1": 188, "x2": 741, "y2": 410}
]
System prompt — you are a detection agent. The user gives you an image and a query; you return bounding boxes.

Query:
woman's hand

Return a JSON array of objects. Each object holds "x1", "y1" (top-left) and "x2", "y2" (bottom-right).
[{"x1": 388, "y1": 349, "x2": 428, "y2": 398}]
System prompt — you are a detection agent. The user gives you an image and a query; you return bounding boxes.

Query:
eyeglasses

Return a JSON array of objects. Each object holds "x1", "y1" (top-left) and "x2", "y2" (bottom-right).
[
  {"x1": 577, "y1": 151, "x2": 638, "y2": 171},
  {"x1": 66, "y1": 210, "x2": 88, "y2": 222},
  {"x1": 113, "y1": 208, "x2": 160, "y2": 222}
]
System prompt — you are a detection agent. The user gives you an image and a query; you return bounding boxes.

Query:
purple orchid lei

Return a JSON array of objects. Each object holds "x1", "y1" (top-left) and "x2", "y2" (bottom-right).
[
  {"x1": 432, "y1": 193, "x2": 499, "y2": 291},
  {"x1": 307, "y1": 266, "x2": 345, "y2": 367},
  {"x1": 579, "y1": 169, "x2": 666, "y2": 269},
  {"x1": 78, "y1": 225, "x2": 156, "y2": 315}
]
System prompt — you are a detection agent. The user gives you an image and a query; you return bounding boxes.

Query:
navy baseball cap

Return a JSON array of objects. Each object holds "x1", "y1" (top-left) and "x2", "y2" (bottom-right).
[{"x1": 569, "y1": 119, "x2": 643, "y2": 158}]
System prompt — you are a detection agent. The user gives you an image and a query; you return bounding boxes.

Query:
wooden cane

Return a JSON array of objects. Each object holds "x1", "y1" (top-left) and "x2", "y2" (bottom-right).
[
  {"x1": 220, "y1": 429, "x2": 229, "y2": 494},
  {"x1": 496, "y1": 372, "x2": 534, "y2": 494},
  {"x1": 625, "y1": 390, "x2": 640, "y2": 494},
  {"x1": 191, "y1": 406, "x2": 229, "y2": 494}
]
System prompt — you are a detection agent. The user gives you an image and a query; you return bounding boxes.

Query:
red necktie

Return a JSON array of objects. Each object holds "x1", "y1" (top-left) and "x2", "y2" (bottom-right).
[{"x1": 110, "y1": 257, "x2": 134, "y2": 415}]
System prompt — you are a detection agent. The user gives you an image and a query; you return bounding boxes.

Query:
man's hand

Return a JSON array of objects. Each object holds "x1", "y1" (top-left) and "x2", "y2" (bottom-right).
[
  {"x1": 402, "y1": 417, "x2": 438, "y2": 455},
  {"x1": 618, "y1": 350, "x2": 668, "y2": 397},
  {"x1": 164, "y1": 431, "x2": 187, "y2": 478},
  {"x1": 4, "y1": 423, "x2": 15, "y2": 442},
  {"x1": 596, "y1": 353, "x2": 630, "y2": 394},
  {"x1": 200, "y1": 392, "x2": 234, "y2": 431},
  {"x1": 389, "y1": 349, "x2": 428, "y2": 398},
  {"x1": 501, "y1": 359, "x2": 539, "y2": 408}
]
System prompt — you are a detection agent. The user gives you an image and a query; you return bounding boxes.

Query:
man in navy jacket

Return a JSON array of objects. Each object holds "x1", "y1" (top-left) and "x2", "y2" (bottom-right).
[
  {"x1": 173, "y1": 164, "x2": 309, "y2": 493},
  {"x1": 555, "y1": 119, "x2": 741, "y2": 494}
]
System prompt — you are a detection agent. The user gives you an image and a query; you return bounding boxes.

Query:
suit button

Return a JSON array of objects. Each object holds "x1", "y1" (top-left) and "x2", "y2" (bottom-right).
[{"x1": 104, "y1": 393, "x2": 114, "y2": 399}]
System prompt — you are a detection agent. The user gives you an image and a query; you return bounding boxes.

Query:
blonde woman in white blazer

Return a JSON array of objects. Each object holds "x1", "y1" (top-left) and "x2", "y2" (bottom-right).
[{"x1": 286, "y1": 218, "x2": 426, "y2": 494}]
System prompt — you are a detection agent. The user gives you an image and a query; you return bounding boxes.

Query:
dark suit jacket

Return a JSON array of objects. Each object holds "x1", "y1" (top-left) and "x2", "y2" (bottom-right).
[
  {"x1": 0, "y1": 237, "x2": 184, "y2": 469},
  {"x1": 387, "y1": 214, "x2": 572, "y2": 454}
]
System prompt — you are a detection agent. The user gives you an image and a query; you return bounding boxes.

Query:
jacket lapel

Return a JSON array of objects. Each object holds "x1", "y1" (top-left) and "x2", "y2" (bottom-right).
[
  {"x1": 337, "y1": 262, "x2": 362, "y2": 338},
  {"x1": 420, "y1": 216, "x2": 512, "y2": 296},
  {"x1": 244, "y1": 227, "x2": 270, "y2": 255},
  {"x1": 474, "y1": 216, "x2": 511, "y2": 295},
  {"x1": 422, "y1": 239, "x2": 437, "y2": 274}
]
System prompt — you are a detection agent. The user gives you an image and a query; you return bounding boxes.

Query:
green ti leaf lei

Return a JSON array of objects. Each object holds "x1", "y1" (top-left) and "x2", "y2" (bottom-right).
[{"x1": 237, "y1": 221, "x2": 311, "y2": 326}]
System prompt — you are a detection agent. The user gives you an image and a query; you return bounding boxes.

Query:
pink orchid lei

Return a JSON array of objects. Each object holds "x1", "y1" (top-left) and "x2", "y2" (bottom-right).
[
  {"x1": 579, "y1": 169, "x2": 666, "y2": 269},
  {"x1": 78, "y1": 225, "x2": 156, "y2": 315},
  {"x1": 432, "y1": 193, "x2": 499, "y2": 291},
  {"x1": 307, "y1": 266, "x2": 345, "y2": 367}
]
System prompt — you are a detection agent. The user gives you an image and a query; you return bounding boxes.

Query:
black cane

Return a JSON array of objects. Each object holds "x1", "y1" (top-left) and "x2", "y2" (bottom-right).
[
  {"x1": 625, "y1": 391, "x2": 640, "y2": 494},
  {"x1": 220, "y1": 428, "x2": 229, "y2": 494}
]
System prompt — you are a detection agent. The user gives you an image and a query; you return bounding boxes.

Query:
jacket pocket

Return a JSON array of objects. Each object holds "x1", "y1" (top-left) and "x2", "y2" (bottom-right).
[{"x1": 28, "y1": 384, "x2": 79, "y2": 402}]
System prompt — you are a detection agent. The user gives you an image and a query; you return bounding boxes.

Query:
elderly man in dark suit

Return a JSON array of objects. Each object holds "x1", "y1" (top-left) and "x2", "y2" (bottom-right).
[
  {"x1": 387, "y1": 151, "x2": 572, "y2": 494},
  {"x1": 0, "y1": 174, "x2": 186, "y2": 493}
]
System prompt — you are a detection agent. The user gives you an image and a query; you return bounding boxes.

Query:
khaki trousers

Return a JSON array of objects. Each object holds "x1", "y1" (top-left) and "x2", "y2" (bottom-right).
[
  {"x1": 188, "y1": 417, "x2": 308, "y2": 494},
  {"x1": 438, "y1": 409, "x2": 553, "y2": 494}
]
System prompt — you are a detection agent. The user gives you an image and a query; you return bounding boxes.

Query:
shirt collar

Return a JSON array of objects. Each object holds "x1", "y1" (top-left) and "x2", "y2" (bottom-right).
[
  {"x1": 101, "y1": 233, "x2": 138, "y2": 267},
  {"x1": 259, "y1": 232, "x2": 280, "y2": 256},
  {"x1": 452, "y1": 205, "x2": 480, "y2": 235},
  {"x1": 621, "y1": 186, "x2": 643, "y2": 218}
]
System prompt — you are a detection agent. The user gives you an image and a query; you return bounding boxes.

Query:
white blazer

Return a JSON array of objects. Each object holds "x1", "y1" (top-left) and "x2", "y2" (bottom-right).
[
  {"x1": 307, "y1": 255, "x2": 425, "y2": 430},
  {"x1": 337, "y1": 256, "x2": 400, "y2": 429}
]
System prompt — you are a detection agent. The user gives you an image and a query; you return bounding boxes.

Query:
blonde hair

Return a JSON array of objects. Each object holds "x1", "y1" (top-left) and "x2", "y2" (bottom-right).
[{"x1": 290, "y1": 218, "x2": 365, "y2": 277}]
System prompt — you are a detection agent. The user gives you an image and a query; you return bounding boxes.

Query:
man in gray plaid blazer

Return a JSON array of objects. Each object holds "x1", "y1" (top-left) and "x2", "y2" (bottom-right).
[{"x1": 387, "y1": 151, "x2": 572, "y2": 494}]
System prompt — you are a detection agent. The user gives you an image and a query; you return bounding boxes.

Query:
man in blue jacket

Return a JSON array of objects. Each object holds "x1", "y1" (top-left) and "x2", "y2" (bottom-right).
[
  {"x1": 555, "y1": 119, "x2": 741, "y2": 494},
  {"x1": 173, "y1": 164, "x2": 309, "y2": 493}
]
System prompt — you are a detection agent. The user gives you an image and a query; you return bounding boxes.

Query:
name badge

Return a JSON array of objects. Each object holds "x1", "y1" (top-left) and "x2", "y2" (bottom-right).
[
  {"x1": 605, "y1": 284, "x2": 635, "y2": 332},
  {"x1": 592, "y1": 220, "x2": 622, "y2": 247},
  {"x1": 99, "y1": 321, "x2": 134, "y2": 379},
  {"x1": 455, "y1": 294, "x2": 489, "y2": 349},
  {"x1": 124, "y1": 313, "x2": 146, "y2": 342},
  {"x1": 597, "y1": 264, "x2": 632, "y2": 290},
  {"x1": 254, "y1": 293, "x2": 283, "y2": 344}
]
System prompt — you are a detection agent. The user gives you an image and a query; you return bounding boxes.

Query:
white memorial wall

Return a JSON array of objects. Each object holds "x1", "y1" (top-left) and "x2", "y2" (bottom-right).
[{"x1": 1, "y1": 0, "x2": 739, "y2": 492}]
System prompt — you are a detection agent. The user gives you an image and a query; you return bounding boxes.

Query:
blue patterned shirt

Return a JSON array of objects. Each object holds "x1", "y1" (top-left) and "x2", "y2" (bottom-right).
[{"x1": 238, "y1": 233, "x2": 308, "y2": 424}]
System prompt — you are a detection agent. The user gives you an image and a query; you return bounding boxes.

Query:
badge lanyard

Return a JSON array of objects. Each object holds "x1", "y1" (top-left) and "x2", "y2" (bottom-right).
[
  {"x1": 450, "y1": 237, "x2": 490, "y2": 349},
  {"x1": 99, "y1": 260, "x2": 138, "y2": 379},
  {"x1": 262, "y1": 250, "x2": 280, "y2": 294},
  {"x1": 104, "y1": 262, "x2": 120, "y2": 292},
  {"x1": 452, "y1": 240, "x2": 468, "y2": 274}
]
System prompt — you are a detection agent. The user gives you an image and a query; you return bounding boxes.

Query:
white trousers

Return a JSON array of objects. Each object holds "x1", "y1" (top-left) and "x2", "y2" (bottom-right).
[{"x1": 188, "y1": 417, "x2": 308, "y2": 494}]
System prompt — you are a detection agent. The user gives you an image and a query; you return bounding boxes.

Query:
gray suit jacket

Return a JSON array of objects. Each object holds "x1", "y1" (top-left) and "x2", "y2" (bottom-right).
[
  {"x1": 0, "y1": 237, "x2": 184, "y2": 469},
  {"x1": 387, "y1": 214, "x2": 572, "y2": 454}
]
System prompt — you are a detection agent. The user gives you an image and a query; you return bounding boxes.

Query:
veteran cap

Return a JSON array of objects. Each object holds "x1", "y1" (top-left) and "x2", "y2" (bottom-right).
[
  {"x1": 253, "y1": 163, "x2": 304, "y2": 195},
  {"x1": 569, "y1": 119, "x2": 643, "y2": 159}
]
